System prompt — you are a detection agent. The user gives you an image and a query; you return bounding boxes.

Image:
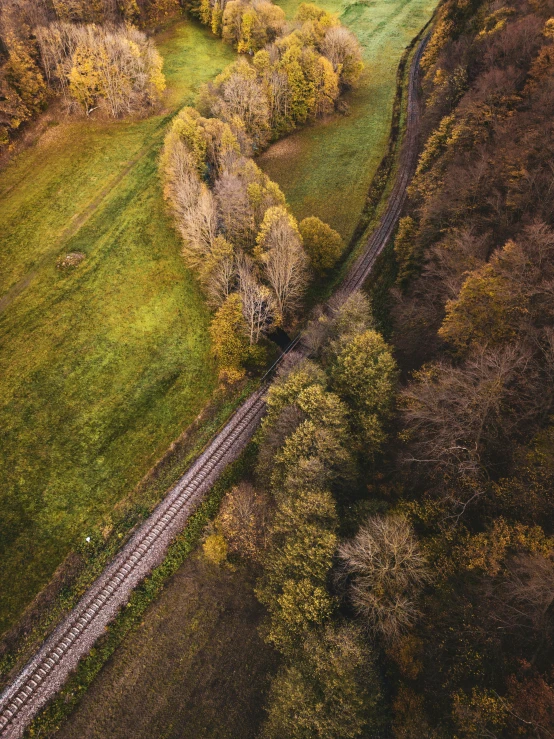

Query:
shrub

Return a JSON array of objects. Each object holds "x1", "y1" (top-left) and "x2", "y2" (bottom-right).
[
  {"x1": 203, "y1": 532, "x2": 228, "y2": 564},
  {"x1": 299, "y1": 216, "x2": 344, "y2": 274}
]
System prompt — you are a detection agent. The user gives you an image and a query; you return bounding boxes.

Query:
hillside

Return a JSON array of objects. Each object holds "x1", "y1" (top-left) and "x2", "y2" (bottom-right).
[{"x1": 382, "y1": 0, "x2": 554, "y2": 732}]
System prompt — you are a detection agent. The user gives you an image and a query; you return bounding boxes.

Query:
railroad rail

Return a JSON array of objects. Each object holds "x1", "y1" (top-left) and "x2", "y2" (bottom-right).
[
  {"x1": 0, "y1": 30, "x2": 428, "y2": 739},
  {"x1": 335, "y1": 31, "x2": 427, "y2": 303}
]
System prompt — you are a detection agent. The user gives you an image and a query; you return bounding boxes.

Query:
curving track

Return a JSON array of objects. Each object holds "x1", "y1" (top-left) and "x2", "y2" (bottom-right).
[
  {"x1": 0, "y1": 31, "x2": 428, "y2": 739},
  {"x1": 335, "y1": 31, "x2": 428, "y2": 304}
]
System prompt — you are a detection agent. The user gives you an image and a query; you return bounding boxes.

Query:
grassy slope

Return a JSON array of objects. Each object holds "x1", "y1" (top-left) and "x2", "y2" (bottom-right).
[
  {"x1": 258, "y1": 0, "x2": 438, "y2": 241},
  {"x1": 54, "y1": 555, "x2": 275, "y2": 739},
  {"x1": 0, "y1": 20, "x2": 234, "y2": 636}
]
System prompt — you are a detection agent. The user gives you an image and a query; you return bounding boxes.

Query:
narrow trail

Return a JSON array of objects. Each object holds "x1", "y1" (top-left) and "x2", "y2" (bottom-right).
[{"x1": 0, "y1": 31, "x2": 429, "y2": 739}]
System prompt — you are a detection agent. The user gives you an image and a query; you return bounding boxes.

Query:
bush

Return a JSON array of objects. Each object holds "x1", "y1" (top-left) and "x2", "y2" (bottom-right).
[
  {"x1": 217, "y1": 482, "x2": 270, "y2": 560},
  {"x1": 299, "y1": 216, "x2": 344, "y2": 274},
  {"x1": 203, "y1": 532, "x2": 228, "y2": 564}
]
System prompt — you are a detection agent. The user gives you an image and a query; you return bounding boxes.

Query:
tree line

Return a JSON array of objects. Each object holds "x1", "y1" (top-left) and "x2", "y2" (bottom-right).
[
  {"x1": 205, "y1": 291, "x2": 410, "y2": 737},
  {"x1": 0, "y1": 0, "x2": 179, "y2": 149},
  {"x1": 162, "y1": 3, "x2": 363, "y2": 381}
]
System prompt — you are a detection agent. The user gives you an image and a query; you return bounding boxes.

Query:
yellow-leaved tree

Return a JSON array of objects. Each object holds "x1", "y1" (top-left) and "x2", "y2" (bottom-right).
[{"x1": 209, "y1": 293, "x2": 250, "y2": 383}]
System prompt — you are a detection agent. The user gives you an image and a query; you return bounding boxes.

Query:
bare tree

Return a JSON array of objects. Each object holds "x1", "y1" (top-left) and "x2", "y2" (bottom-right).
[
  {"x1": 266, "y1": 68, "x2": 291, "y2": 128},
  {"x1": 492, "y1": 553, "x2": 554, "y2": 647},
  {"x1": 202, "y1": 236, "x2": 236, "y2": 307},
  {"x1": 401, "y1": 343, "x2": 549, "y2": 490},
  {"x1": 165, "y1": 144, "x2": 219, "y2": 270},
  {"x1": 256, "y1": 206, "x2": 309, "y2": 321},
  {"x1": 237, "y1": 253, "x2": 276, "y2": 344},
  {"x1": 214, "y1": 169, "x2": 256, "y2": 247},
  {"x1": 338, "y1": 515, "x2": 431, "y2": 643},
  {"x1": 215, "y1": 65, "x2": 270, "y2": 145}
]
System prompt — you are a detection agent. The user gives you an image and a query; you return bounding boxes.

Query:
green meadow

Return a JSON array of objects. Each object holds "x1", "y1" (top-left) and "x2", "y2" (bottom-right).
[
  {"x1": 0, "y1": 21, "x2": 234, "y2": 636},
  {"x1": 259, "y1": 0, "x2": 438, "y2": 241}
]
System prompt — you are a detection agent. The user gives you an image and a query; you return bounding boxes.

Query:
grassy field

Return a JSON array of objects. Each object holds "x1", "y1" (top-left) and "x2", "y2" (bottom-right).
[
  {"x1": 54, "y1": 554, "x2": 276, "y2": 739},
  {"x1": 0, "y1": 20, "x2": 234, "y2": 636},
  {"x1": 258, "y1": 0, "x2": 438, "y2": 241}
]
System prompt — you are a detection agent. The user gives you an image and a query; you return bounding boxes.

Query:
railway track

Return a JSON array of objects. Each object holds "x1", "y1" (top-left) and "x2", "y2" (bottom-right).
[
  {"x1": 335, "y1": 30, "x2": 427, "y2": 303},
  {"x1": 0, "y1": 30, "x2": 429, "y2": 739}
]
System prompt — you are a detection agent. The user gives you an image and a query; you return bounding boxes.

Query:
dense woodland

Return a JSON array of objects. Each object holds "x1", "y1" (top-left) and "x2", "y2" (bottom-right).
[
  {"x1": 388, "y1": 0, "x2": 554, "y2": 732},
  {"x1": 203, "y1": 0, "x2": 554, "y2": 735}
]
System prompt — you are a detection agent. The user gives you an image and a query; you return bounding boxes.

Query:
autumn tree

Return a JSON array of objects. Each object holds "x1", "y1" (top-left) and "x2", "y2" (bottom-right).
[
  {"x1": 212, "y1": 59, "x2": 271, "y2": 148},
  {"x1": 214, "y1": 158, "x2": 285, "y2": 248},
  {"x1": 492, "y1": 553, "x2": 554, "y2": 647},
  {"x1": 401, "y1": 344, "x2": 550, "y2": 494},
  {"x1": 394, "y1": 215, "x2": 422, "y2": 288},
  {"x1": 0, "y1": 33, "x2": 47, "y2": 145},
  {"x1": 306, "y1": 290, "x2": 375, "y2": 363},
  {"x1": 256, "y1": 360, "x2": 326, "y2": 482},
  {"x1": 338, "y1": 515, "x2": 431, "y2": 643},
  {"x1": 299, "y1": 216, "x2": 344, "y2": 274},
  {"x1": 3, "y1": 34, "x2": 47, "y2": 117},
  {"x1": 262, "y1": 624, "x2": 384, "y2": 739},
  {"x1": 163, "y1": 151, "x2": 219, "y2": 270},
  {"x1": 237, "y1": 253, "x2": 277, "y2": 343},
  {"x1": 321, "y1": 25, "x2": 364, "y2": 88},
  {"x1": 201, "y1": 235, "x2": 236, "y2": 308},
  {"x1": 256, "y1": 475, "x2": 338, "y2": 654},
  {"x1": 439, "y1": 225, "x2": 554, "y2": 355},
  {"x1": 203, "y1": 532, "x2": 228, "y2": 564},
  {"x1": 68, "y1": 42, "x2": 102, "y2": 113},
  {"x1": 215, "y1": 169, "x2": 256, "y2": 245},
  {"x1": 209, "y1": 292, "x2": 250, "y2": 382},
  {"x1": 255, "y1": 206, "x2": 309, "y2": 321},
  {"x1": 222, "y1": 0, "x2": 285, "y2": 53},
  {"x1": 261, "y1": 360, "x2": 327, "y2": 433},
  {"x1": 330, "y1": 329, "x2": 397, "y2": 452},
  {"x1": 332, "y1": 291, "x2": 374, "y2": 335},
  {"x1": 267, "y1": 382, "x2": 354, "y2": 489}
]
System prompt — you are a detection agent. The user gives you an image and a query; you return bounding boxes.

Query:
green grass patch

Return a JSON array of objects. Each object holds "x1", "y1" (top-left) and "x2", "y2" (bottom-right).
[
  {"x1": 0, "y1": 19, "x2": 234, "y2": 636},
  {"x1": 258, "y1": 0, "x2": 438, "y2": 242}
]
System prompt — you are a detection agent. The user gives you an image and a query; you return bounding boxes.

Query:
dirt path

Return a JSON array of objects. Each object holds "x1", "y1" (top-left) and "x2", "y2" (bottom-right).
[{"x1": 0, "y1": 31, "x2": 428, "y2": 739}]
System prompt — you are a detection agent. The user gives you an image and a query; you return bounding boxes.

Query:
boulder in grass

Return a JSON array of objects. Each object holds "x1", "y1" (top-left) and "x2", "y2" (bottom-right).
[{"x1": 57, "y1": 252, "x2": 85, "y2": 270}]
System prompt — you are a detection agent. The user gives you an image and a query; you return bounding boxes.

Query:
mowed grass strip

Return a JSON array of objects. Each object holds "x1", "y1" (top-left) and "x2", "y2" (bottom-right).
[
  {"x1": 258, "y1": 0, "x2": 438, "y2": 241},
  {"x1": 0, "y1": 20, "x2": 234, "y2": 636}
]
